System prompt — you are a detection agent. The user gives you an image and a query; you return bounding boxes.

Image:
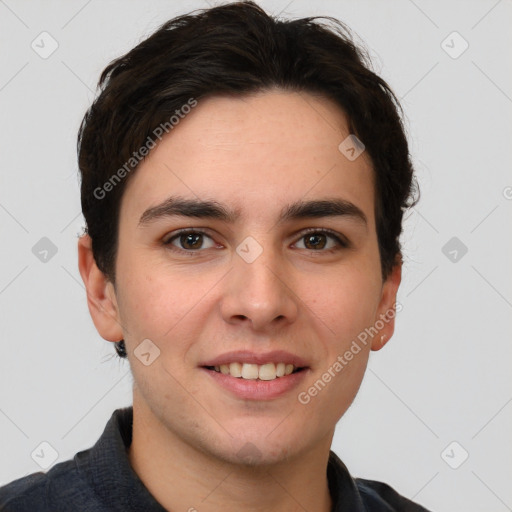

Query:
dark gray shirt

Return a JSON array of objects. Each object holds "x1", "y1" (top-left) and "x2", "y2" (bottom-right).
[{"x1": 0, "y1": 407, "x2": 431, "y2": 511}]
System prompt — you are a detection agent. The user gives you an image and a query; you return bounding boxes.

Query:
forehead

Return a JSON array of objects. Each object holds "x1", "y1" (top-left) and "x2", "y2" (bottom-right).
[{"x1": 121, "y1": 90, "x2": 375, "y2": 228}]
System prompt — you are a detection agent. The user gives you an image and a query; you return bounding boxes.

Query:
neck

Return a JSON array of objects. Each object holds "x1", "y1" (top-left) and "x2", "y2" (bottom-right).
[{"x1": 127, "y1": 393, "x2": 333, "y2": 512}]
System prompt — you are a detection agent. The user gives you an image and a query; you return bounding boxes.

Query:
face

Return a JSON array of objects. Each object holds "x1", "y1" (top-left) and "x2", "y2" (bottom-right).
[{"x1": 83, "y1": 90, "x2": 401, "y2": 466}]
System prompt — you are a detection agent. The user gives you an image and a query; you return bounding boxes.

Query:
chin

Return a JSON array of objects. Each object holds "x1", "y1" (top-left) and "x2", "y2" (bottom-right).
[
  {"x1": 220, "y1": 445, "x2": 295, "y2": 468},
  {"x1": 212, "y1": 432, "x2": 303, "y2": 468}
]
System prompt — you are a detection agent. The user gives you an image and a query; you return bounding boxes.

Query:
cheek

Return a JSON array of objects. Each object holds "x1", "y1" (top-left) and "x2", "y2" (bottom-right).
[
  {"x1": 299, "y1": 274, "x2": 378, "y2": 422},
  {"x1": 114, "y1": 254, "x2": 186, "y2": 342},
  {"x1": 115, "y1": 251, "x2": 225, "y2": 353},
  {"x1": 121, "y1": 280, "x2": 187, "y2": 341},
  {"x1": 309, "y1": 266, "x2": 382, "y2": 344}
]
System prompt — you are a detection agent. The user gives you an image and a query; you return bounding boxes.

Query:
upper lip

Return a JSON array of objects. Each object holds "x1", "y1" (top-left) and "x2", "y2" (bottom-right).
[{"x1": 200, "y1": 350, "x2": 309, "y2": 368}]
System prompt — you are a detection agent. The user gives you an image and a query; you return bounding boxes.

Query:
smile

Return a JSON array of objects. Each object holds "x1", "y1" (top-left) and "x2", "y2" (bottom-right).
[{"x1": 204, "y1": 362, "x2": 304, "y2": 381}]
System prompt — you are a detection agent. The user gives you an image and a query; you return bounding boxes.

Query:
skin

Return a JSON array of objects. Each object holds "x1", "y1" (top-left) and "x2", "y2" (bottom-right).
[{"x1": 78, "y1": 90, "x2": 401, "y2": 512}]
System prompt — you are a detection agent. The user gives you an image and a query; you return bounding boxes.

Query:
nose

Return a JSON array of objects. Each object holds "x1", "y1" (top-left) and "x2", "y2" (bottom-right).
[{"x1": 220, "y1": 239, "x2": 299, "y2": 332}]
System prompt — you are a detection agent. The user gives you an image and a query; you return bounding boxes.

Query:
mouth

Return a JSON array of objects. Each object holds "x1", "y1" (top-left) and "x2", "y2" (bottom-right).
[
  {"x1": 203, "y1": 362, "x2": 307, "y2": 381},
  {"x1": 199, "y1": 350, "x2": 310, "y2": 400}
]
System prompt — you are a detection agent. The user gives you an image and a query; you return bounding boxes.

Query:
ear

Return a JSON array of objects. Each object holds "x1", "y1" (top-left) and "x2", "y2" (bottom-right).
[
  {"x1": 371, "y1": 257, "x2": 402, "y2": 351},
  {"x1": 77, "y1": 234, "x2": 124, "y2": 343}
]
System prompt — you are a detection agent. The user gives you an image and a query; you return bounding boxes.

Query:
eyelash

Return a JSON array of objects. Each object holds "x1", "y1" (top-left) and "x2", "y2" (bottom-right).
[{"x1": 163, "y1": 227, "x2": 349, "y2": 255}]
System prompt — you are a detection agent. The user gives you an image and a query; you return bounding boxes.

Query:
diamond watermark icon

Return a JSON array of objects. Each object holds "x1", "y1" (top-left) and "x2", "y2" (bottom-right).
[
  {"x1": 338, "y1": 134, "x2": 365, "y2": 161},
  {"x1": 442, "y1": 236, "x2": 468, "y2": 263},
  {"x1": 441, "y1": 31, "x2": 469, "y2": 60},
  {"x1": 32, "y1": 237, "x2": 58, "y2": 263},
  {"x1": 237, "y1": 442, "x2": 262, "y2": 464},
  {"x1": 236, "y1": 236, "x2": 263, "y2": 263},
  {"x1": 441, "y1": 441, "x2": 469, "y2": 469},
  {"x1": 134, "y1": 338, "x2": 161, "y2": 366},
  {"x1": 31, "y1": 31, "x2": 59, "y2": 59},
  {"x1": 31, "y1": 441, "x2": 59, "y2": 470}
]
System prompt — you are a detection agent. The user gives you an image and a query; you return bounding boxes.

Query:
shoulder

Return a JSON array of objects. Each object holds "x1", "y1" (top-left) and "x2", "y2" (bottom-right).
[
  {"x1": 0, "y1": 458, "x2": 101, "y2": 511},
  {"x1": 356, "y1": 477, "x2": 432, "y2": 511},
  {"x1": 327, "y1": 451, "x2": 431, "y2": 511},
  {"x1": 0, "y1": 407, "x2": 134, "y2": 511},
  {"x1": 0, "y1": 471, "x2": 50, "y2": 510}
]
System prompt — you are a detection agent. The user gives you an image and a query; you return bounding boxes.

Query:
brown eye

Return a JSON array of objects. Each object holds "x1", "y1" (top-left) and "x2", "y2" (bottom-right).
[
  {"x1": 294, "y1": 229, "x2": 348, "y2": 251},
  {"x1": 164, "y1": 230, "x2": 216, "y2": 251},
  {"x1": 179, "y1": 233, "x2": 203, "y2": 250},
  {"x1": 303, "y1": 233, "x2": 328, "y2": 250}
]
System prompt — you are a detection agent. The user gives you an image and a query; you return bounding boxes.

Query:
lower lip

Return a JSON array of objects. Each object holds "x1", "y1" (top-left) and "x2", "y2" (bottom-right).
[{"x1": 201, "y1": 367, "x2": 309, "y2": 400}]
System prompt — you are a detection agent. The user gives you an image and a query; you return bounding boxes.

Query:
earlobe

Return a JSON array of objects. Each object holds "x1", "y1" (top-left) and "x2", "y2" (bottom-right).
[
  {"x1": 77, "y1": 234, "x2": 124, "y2": 343},
  {"x1": 371, "y1": 259, "x2": 402, "y2": 351}
]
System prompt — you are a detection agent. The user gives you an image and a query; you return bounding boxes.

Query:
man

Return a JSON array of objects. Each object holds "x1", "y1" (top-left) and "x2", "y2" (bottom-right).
[{"x1": 0, "y1": 1, "x2": 430, "y2": 510}]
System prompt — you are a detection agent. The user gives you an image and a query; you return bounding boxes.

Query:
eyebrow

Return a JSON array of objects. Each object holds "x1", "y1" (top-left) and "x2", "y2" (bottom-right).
[{"x1": 138, "y1": 196, "x2": 367, "y2": 228}]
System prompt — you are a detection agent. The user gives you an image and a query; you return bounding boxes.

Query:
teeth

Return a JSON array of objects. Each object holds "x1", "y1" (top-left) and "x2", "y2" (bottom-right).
[
  {"x1": 228, "y1": 362, "x2": 242, "y2": 377},
  {"x1": 258, "y1": 363, "x2": 276, "y2": 381},
  {"x1": 213, "y1": 362, "x2": 299, "y2": 380},
  {"x1": 241, "y1": 363, "x2": 259, "y2": 380}
]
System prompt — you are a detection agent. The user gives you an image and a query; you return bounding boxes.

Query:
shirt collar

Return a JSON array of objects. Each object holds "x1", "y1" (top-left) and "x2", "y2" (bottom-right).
[
  {"x1": 75, "y1": 406, "x2": 166, "y2": 511},
  {"x1": 76, "y1": 406, "x2": 366, "y2": 512}
]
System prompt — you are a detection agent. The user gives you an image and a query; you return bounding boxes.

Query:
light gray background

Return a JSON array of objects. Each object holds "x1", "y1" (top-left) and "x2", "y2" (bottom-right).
[{"x1": 1, "y1": 1, "x2": 511, "y2": 510}]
